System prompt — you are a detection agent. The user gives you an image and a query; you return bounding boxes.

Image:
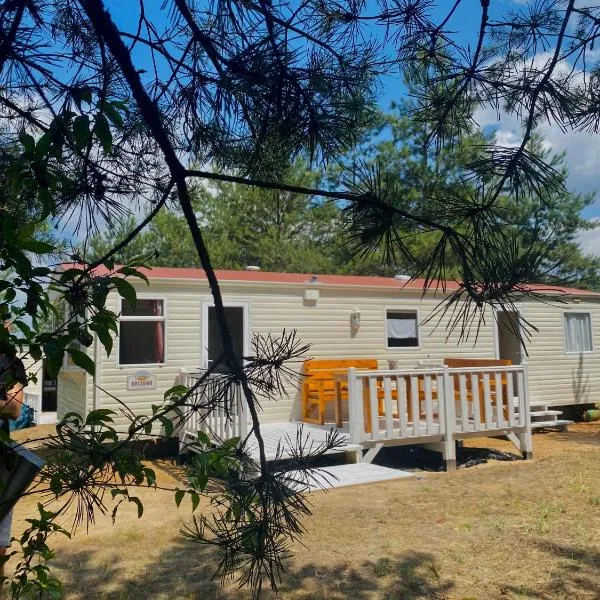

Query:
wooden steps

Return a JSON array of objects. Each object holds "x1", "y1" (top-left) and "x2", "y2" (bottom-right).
[{"x1": 513, "y1": 401, "x2": 573, "y2": 431}]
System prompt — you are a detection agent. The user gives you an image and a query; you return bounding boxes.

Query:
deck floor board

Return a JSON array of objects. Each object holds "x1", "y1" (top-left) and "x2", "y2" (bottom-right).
[{"x1": 245, "y1": 421, "x2": 359, "y2": 461}]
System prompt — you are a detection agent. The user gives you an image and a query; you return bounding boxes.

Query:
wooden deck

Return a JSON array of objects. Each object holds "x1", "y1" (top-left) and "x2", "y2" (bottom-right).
[
  {"x1": 180, "y1": 364, "x2": 533, "y2": 472},
  {"x1": 245, "y1": 421, "x2": 361, "y2": 462}
]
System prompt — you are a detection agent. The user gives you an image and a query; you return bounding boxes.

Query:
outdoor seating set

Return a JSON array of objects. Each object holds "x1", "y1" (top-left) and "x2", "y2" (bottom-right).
[{"x1": 302, "y1": 357, "x2": 514, "y2": 432}]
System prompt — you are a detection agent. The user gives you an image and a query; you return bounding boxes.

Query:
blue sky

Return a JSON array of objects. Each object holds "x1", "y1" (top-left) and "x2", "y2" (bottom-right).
[{"x1": 100, "y1": 1, "x2": 600, "y2": 248}]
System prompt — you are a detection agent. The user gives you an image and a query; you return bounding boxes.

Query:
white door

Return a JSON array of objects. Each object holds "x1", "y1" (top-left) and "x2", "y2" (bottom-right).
[
  {"x1": 496, "y1": 310, "x2": 523, "y2": 365},
  {"x1": 201, "y1": 301, "x2": 250, "y2": 372}
]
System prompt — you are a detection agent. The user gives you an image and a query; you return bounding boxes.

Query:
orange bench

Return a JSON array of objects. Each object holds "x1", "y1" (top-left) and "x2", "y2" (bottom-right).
[
  {"x1": 444, "y1": 358, "x2": 512, "y2": 418},
  {"x1": 302, "y1": 358, "x2": 378, "y2": 425}
]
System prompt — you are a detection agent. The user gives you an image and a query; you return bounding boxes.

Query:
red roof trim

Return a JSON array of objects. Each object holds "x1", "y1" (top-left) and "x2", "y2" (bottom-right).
[{"x1": 56, "y1": 264, "x2": 600, "y2": 296}]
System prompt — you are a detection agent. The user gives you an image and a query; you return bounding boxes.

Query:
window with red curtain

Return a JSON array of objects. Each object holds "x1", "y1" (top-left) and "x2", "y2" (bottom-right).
[{"x1": 119, "y1": 299, "x2": 166, "y2": 365}]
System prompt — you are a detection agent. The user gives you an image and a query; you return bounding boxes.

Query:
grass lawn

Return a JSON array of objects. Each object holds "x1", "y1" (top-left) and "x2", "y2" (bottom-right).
[{"x1": 8, "y1": 422, "x2": 600, "y2": 599}]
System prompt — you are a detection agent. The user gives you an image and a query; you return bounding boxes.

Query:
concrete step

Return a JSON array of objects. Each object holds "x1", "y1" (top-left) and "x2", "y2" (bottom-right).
[
  {"x1": 531, "y1": 419, "x2": 573, "y2": 430},
  {"x1": 531, "y1": 410, "x2": 564, "y2": 418}
]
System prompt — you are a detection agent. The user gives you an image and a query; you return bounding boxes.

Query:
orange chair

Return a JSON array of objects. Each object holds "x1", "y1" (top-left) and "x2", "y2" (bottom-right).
[{"x1": 302, "y1": 359, "x2": 379, "y2": 425}]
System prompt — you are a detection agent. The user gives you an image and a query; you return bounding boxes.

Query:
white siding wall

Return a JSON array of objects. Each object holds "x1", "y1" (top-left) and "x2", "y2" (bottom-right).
[
  {"x1": 521, "y1": 300, "x2": 600, "y2": 406},
  {"x1": 59, "y1": 277, "x2": 600, "y2": 431},
  {"x1": 94, "y1": 287, "x2": 202, "y2": 431},
  {"x1": 57, "y1": 371, "x2": 88, "y2": 420},
  {"x1": 90, "y1": 280, "x2": 496, "y2": 430}
]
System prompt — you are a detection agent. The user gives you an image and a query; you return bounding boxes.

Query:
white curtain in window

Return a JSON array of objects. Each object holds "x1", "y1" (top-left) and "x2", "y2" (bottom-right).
[
  {"x1": 565, "y1": 313, "x2": 593, "y2": 352},
  {"x1": 387, "y1": 316, "x2": 417, "y2": 340}
]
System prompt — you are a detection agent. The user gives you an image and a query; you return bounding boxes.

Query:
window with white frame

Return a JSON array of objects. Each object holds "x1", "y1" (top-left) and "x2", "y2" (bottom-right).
[
  {"x1": 119, "y1": 298, "x2": 166, "y2": 365},
  {"x1": 564, "y1": 312, "x2": 593, "y2": 353},
  {"x1": 386, "y1": 310, "x2": 419, "y2": 348}
]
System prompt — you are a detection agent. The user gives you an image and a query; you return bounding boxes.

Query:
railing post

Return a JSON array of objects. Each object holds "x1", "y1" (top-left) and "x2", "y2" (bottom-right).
[
  {"x1": 347, "y1": 367, "x2": 363, "y2": 444},
  {"x1": 442, "y1": 366, "x2": 456, "y2": 472},
  {"x1": 517, "y1": 363, "x2": 533, "y2": 459}
]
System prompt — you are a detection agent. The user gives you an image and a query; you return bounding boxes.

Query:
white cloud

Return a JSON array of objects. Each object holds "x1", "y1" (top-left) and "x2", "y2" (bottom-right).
[
  {"x1": 473, "y1": 105, "x2": 600, "y2": 199},
  {"x1": 576, "y1": 218, "x2": 600, "y2": 255}
]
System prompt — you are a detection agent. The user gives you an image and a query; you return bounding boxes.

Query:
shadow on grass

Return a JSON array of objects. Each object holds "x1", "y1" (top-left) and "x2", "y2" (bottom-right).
[
  {"x1": 274, "y1": 552, "x2": 453, "y2": 600},
  {"x1": 48, "y1": 527, "x2": 600, "y2": 599},
  {"x1": 501, "y1": 539, "x2": 600, "y2": 599},
  {"x1": 53, "y1": 537, "x2": 453, "y2": 600},
  {"x1": 373, "y1": 444, "x2": 521, "y2": 472},
  {"x1": 544, "y1": 426, "x2": 600, "y2": 448}
]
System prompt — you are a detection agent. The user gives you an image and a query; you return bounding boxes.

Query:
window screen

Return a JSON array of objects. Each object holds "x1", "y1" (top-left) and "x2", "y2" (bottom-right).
[
  {"x1": 564, "y1": 312, "x2": 593, "y2": 353},
  {"x1": 386, "y1": 311, "x2": 419, "y2": 348}
]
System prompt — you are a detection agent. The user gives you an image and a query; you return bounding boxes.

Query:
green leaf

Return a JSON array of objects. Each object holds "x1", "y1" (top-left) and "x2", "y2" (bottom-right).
[
  {"x1": 144, "y1": 467, "x2": 157, "y2": 487},
  {"x1": 68, "y1": 348, "x2": 95, "y2": 376},
  {"x1": 174, "y1": 489, "x2": 185, "y2": 507},
  {"x1": 73, "y1": 115, "x2": 90, "y2": 152},
  {"x1": 117, "y1": 266, "x2": 149, "y2": 285},
  {"x1": 164, "y1": 385, "x2": 188, "y2": 399},
  {"x1": 221, "y1": 437, "x2": 241, "y2": 450},
  {"x1": 71, "y1": 86, "x2": 93, "y2": 107},
  {"x1": 58, "y1": 412, "x2": 83, "y2": 429},
  {"x1": 85, "y1": 408, "x2": 115, "y2": 426},
  {"x1": 19, "y1": 238, "x2": 55, "y2": 254},
  {"x1": 19, "y1": 132, "x2": 35, "y2": 154},
  {"x1": 29, "y1": 344, "x2": 42, "y2": 360},
  {"x1": 13, "y1": 319, "x2": 31, "y2": 338},
  {"x1": 159, "y1": 416, "x2": 174, "y2": 437},
  {"x1": 104, "y1": 257, "x2": 115, "y2": 271},
  {"x1": 44, "y1": 345, "x2": 64, "y2": 379},
  {"x1": 190, "y1": 491, "x2": 200, "y2": 512},
  {"x1": 36, "y1": 132, "x2": 52, "y2": 157},
  {"x1": 103, "y1": 102, "x2": 124, "y2": 129},
  {"x1": 114, "y1": 278, "x2": 137, "y2": 308},
  {"x1": 96, "y1": 326, "x2": 113, "y2": 357},
  {"x1": 129, "y1": 496, "x2": 144, "y2": 519},
  {"x1": 197, "y1": 431, "x2": 210, "y2": 446},
  {"x1": 94, "y1": 114, "x2": 112, "y2": 154}
]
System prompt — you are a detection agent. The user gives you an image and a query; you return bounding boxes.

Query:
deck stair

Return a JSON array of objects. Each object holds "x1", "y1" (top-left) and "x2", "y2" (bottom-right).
[{"x1": 514, "y1": 400, "x2": 572, "y2": 431}]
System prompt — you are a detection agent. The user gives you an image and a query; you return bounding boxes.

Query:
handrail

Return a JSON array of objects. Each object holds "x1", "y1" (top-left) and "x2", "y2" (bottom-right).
[
  {"x1": 346, "y1": 365, "x2": 532, "y2": 459},
  {"x1": 351, "y1": 365, "x2": 525, "y2": 378},
  {"x1": 179, "y1": 369, "x2": 248, "y2": 446}
]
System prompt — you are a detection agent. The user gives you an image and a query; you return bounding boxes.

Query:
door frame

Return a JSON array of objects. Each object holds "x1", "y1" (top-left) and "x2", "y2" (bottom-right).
[
  {"x1": 201, "y1": 298, "x2": 251, "y2": 370},
  {"x1": 493, "y1": 307, "x2": 526, "y2": 364}
]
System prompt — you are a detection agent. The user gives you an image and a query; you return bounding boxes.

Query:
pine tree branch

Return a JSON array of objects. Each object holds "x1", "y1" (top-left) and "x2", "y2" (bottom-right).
[
  {"x1": 0, "y1": 0, "x2": 27, "y2": 74},
  {"x1": 78, "y1": 0, "x2": 270, "y2": 475}
]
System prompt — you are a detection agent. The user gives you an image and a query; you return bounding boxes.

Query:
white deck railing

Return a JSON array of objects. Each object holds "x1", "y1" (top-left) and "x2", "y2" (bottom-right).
[
  {"x1": 180, "y1": 370, "x2": 248, "y2": 446},
  {"x1": 347, "y1": 365, "x2": 532, "y2": 456}
]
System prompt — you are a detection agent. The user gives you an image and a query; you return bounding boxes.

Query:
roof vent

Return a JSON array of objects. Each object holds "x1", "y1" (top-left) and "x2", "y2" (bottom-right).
[
  {"x1": 394, "y1": 274, "x2": 411, "y2": 281},
  {"x1": 246, "y1": 265, "x2": 261, "y2": 271}
]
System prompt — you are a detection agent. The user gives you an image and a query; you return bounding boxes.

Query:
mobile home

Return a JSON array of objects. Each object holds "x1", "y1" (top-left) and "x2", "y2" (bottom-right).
[{"x1": 55, "y1": 265, "x2": 600, "y2": 437}]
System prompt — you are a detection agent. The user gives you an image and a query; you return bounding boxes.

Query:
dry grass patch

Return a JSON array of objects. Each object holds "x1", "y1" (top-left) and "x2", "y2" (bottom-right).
[{"x1": 7, "y1": 423, "x2": 600, "y2": 599}]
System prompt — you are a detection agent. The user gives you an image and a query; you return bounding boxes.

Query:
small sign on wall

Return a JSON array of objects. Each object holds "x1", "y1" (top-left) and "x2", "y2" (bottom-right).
[{"x1": 127, "y1": 370, "x2": 156, "y2": 391}]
